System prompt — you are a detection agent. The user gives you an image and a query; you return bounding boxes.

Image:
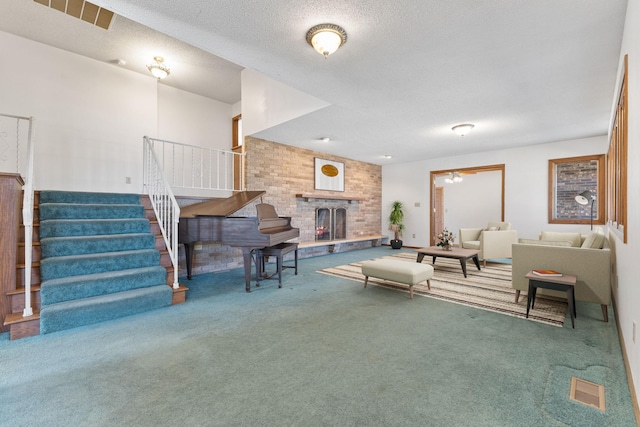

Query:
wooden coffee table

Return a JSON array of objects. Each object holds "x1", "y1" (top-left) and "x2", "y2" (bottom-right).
[{"x1": 415, "y1": 246, "x2": 481, "y2": 278}]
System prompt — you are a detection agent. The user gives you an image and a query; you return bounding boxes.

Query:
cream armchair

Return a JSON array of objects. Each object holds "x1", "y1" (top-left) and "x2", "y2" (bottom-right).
[{"x1": 459, "y1": 221, "x2": 518, "y2": 267}]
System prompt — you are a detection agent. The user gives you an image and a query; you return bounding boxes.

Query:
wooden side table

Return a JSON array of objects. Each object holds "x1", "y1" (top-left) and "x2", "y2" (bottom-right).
[{"x1": 525, "y1": 271, "x2": 577, "y2": 328}]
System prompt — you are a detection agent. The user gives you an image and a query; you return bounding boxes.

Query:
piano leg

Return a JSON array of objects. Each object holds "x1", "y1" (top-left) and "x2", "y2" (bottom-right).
[
  {"x1": 241, "y1": 247, "x2": 254, "y2": 292},
  {"x1": 184, "y1": 243, "x2": 194, "y2": 280}
]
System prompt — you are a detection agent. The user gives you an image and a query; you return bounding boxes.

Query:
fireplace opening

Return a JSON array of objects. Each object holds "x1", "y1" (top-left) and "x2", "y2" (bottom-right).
[{"x1": 316, "y1": 208, "x2": 346, "y2": 241}]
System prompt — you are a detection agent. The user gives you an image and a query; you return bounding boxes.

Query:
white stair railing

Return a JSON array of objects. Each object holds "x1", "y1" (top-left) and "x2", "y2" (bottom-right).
[
  {"x1": 143, "y1": 137, "x2": 180, "y2": 289},
  {"x1": 0, "y1": 113, "x2": 35, "y2": 317},
  {"x1": 144, "y1": 137, "x2": 245, "y2": 192}
]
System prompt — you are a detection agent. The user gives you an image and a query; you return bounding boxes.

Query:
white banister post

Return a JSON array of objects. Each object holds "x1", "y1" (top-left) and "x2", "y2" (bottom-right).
[
  {"x1": 22, "y1": 116, "x2": 35, "y2": 317},
  {"x1": 172, "y1": 205, "x2": 179, "y2": 289}
]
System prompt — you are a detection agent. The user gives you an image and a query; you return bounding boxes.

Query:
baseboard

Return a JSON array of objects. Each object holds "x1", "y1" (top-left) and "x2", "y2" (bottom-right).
[
  {"x1": 172, "y1": 285, "x2": 188, "y2": 304},
  {"x1": 4, "y1": 310, "x2": 40, "y2": 340},
  {"x1": 612, "y1": 293, "x2": 640, "y2": 425}
]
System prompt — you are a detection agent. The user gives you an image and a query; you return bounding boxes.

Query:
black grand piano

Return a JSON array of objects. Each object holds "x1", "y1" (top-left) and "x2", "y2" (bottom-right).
[{"x1": 178, "y1": 191, "x2": 299, "y2": 292}]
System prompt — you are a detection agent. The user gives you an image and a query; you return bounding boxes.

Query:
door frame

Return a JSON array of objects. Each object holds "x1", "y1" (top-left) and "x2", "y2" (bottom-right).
[{"x1": 429, "y1": 164, "x2": 505, "y2": 246}]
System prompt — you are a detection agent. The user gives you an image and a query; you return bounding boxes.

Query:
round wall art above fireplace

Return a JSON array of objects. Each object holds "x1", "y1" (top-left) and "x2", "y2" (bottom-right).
[
  {"x1": 321, "y1": 164, "x2": 339, "y2": 177},
  {"x1": 315, "y1": 158, "x2": 344, "y2": 191}
]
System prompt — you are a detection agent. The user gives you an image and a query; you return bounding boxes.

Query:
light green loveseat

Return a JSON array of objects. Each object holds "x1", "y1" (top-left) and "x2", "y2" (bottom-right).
[{"x1": 511, "y1": 231, "x2": 611, "y2": 322}]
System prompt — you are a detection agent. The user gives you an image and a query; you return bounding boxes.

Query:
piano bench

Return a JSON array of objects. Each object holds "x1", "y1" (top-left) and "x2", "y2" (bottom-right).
[{"x1": 256, "y1": 242, "x2": 299, "y2": 288}]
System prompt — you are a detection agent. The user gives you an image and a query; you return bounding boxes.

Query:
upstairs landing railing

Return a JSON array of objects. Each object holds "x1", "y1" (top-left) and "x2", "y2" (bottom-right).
[
  {"x1": 144, "y1": 137, "x2": 245, "y2": 192},
  {"x1": 143, "y1": 136, "x2": 246, "y2": 288},
  {"x1": 0, "y1": 113, "x2": 35, "y2": 317}
]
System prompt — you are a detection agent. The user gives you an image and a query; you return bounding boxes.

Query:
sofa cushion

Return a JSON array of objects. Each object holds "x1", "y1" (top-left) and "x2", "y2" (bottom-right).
[
  {"x1": 463, "y1": 240, "x2": 481, "y2": 250},
  {"x1": 487, "y1": 221, "x2": 511, "y2": 231},
  {"x1": 518, "y1": 238, "x2": 572, "y2": 247},
  {"x1": 581, "y1": 231, "x2": 606, "y2": 249},
  {"x1": 540, "y1": 231, "x2": 582, "y2": 247}
]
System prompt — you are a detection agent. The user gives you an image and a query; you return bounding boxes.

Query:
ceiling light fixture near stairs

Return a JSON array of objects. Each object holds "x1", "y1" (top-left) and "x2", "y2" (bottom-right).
[
  {"x1": 306, "y1": 24, "x2": 347, "y2": 58},
  {"x1": 147, "y1": 56, "x2": 170, "y2": 79},
  {"x1": 452, "y1": 123, "x2": 475, "y2": 137}
]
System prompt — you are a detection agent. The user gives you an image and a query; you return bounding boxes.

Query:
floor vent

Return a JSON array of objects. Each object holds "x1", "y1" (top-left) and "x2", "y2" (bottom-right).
[
  {"x1": 570, "y1": 377, "x2": 606, "y2": 411},
  {"x1": 33, "y1": 0, "x2": 115, "y2": 30}
]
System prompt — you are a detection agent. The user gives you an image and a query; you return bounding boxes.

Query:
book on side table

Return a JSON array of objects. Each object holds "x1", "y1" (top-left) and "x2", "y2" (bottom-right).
[{"x1": 532, "y1": 269, "x2": 562, "y2": 277}]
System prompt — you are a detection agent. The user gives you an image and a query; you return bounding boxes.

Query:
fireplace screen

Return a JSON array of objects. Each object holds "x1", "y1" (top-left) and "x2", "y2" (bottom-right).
[{"x1": 315, "y1": 208, "x2": 346, "y2": 241}]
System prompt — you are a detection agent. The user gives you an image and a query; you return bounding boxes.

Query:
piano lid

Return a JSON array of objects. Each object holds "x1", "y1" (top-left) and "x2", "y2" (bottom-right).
[{"x1": 179, "y1": 190, "x2": 266, "y2": 218}]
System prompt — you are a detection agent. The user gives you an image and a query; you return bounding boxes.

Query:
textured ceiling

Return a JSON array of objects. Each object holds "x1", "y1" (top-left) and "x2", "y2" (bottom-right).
[
  {"x1": 0, "y1": 0, "x2": 243, "y2": 104},
  {"x1": 0, "y1": 0, "x2": 629, "y2": 164}
]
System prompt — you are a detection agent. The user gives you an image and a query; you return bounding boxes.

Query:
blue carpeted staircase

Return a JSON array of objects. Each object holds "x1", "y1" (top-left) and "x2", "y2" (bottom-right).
[{"x1": 38, "y1": 191, "x2": 173, "y2": 334}]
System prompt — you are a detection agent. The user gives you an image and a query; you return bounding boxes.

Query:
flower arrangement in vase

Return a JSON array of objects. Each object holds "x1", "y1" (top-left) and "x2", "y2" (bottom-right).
[{"x1": 436, "y1": 228, "x2": 455, "y2": 250}]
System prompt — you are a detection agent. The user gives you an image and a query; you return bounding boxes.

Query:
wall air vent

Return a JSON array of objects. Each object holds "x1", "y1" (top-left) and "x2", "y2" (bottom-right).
[
  {"x1": 569, "y1": 377, "x2": 606, "y2": 411},
  {"x1": 33, "y1": 0, "x2": 115, "y2": 30}
]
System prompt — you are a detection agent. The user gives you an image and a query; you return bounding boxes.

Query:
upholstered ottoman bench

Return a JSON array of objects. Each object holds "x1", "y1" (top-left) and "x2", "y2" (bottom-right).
[{"x1": 361, "y1": 259, "x2": 433, "y2": 299}]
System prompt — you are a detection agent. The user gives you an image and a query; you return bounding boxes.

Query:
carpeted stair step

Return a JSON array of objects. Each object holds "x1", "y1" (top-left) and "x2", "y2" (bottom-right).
[
  {"x1": 40, "y1": 285, "x2": 173, "y2": 334},
  {"x1": 39, "y1": 203, "x2": 144, "y2": 220},
  {"x1": 39, "y1": 218, "x2": 151, "y2": 239},
  {"x1": 40, "y1": 249, "x2": 160, "y2": 281},
  {"x1": 40, "y1": 266, "x2": 168, "y2": 305},
  {"x1": 39, "y1": 191, "x2": 141, "y2": 205},
  {"x1": 34, "y1": 190, "x2": 179, "y2": 336},
  {"x1": 40, "y1": 233, "x2": 156, "y2": 258}
]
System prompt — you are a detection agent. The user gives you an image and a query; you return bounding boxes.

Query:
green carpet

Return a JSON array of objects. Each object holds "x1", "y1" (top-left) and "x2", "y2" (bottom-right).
[{"x1": 0, "y1": 247, "x2": 635, "y2": 426}]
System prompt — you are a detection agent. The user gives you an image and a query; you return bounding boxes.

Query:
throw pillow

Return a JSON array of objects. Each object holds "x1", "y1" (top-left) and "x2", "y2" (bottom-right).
[
  {"x1": 518, "y1": 239, "x2": 572, "y2": 247},
  {"x1": 581, "y1": 231, "x2": 606, "y2": 249},
  {"x1": 487, "y1": 221, "x2": 510, "y2": 230},
  {"x1": 486, "y1": 226, "x2": 499, "y2": 231},
  {"x1": 540, "y1": 231, "x2": 582, "y2": 248}
]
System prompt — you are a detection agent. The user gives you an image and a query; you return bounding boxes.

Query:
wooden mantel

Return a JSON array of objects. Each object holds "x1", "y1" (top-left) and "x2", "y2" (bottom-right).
[{"x1": 295, "y1": 193, "x2": 365, "y2": 203}]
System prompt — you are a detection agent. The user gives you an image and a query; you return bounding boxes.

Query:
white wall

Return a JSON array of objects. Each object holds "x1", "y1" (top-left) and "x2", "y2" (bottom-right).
[
  {"x1": 382, "y1": 135, "x2": 607, "y2": 246},
  {"x1": 158, "y1": 84, "x2": 232, "y2": 150},
  {"x1": 0, "y1": 30, "x2": 233, "y2": 194},
  {"x1": 241, "y1": 68, "x2": 330, "y2": 137},
  {"x1": 610, "y1": 0, "x2": 640, "y2": 410},
  {"x1": 435, "y1": 171, "x2": 502, "y2": 240}
]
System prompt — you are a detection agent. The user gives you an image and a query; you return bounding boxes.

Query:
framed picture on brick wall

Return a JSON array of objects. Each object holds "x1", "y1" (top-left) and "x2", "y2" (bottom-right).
[
  {"x1": 548, "y1": 154, "x2": 605, "y2": 226},
  {"x1": 315, "y1": 158, "x2": 344, "y2": 192}
]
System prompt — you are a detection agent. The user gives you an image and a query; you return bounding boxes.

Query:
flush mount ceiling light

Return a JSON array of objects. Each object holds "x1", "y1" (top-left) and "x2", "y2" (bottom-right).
[
  {"x1": 147, "y1": 56, "x2": 170, "y2": 79},
  {"x1": 452, "y1": 123, "x2": 475, "y2": 137},
  {"x1": 306, "y1": 23, "x2": 347, "y2": 58},
  {"x1": 319, "y1": 137, "x2": 331, "y2": 142}
]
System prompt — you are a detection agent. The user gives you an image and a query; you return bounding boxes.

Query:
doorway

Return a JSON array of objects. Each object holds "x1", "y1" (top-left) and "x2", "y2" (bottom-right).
[
  {"x1": 429, "y1": 164, "x2": 505, "y2": 246},
  {"x1": 434, "y1": 186, "x2": 445, "y2": 242}
]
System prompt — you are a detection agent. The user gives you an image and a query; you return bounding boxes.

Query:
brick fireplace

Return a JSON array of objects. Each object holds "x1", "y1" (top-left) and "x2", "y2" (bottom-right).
[{"x1": 178, "y1": 136, "x2": 383, "y2": 275}]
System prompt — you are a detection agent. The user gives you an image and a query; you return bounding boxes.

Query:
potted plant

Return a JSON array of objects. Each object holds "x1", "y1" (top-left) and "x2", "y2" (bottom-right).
[{"x1": 388, "y1": 201, "x2": 405, "y2": 249}]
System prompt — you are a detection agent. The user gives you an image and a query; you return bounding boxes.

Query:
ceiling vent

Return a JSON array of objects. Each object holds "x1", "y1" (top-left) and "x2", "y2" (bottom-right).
[{"x1": 33, "y1": 0, "x2": 115, "y2": 30}]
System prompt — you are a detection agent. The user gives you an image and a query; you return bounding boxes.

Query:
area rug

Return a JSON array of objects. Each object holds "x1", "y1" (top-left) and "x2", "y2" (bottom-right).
[{"x1": 318, "y1": 252, "x2": 568, "y2": 327}]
